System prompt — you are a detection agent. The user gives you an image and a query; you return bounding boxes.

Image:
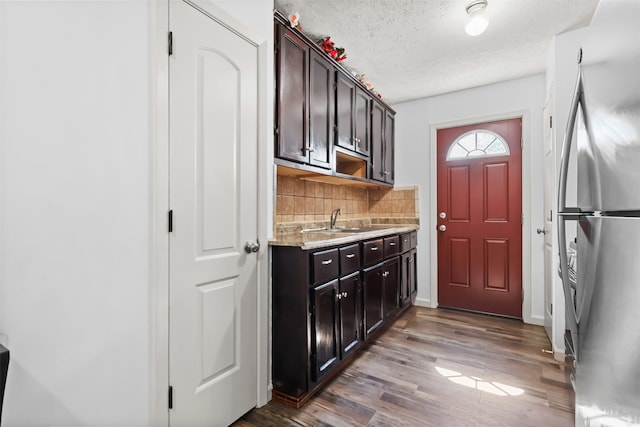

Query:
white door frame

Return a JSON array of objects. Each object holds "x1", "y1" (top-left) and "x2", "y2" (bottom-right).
[
  {"x1": 429, "y1": 110, "x2": 537, "y2": 325},
  {"x1": 149, "y1": 1, "x2": 270, "y2": 424}
]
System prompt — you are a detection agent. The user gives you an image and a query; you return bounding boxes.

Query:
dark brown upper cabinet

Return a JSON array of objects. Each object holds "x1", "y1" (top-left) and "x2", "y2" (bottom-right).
[
  {"x1": 370, "y1": 100, "x2": 395, "y2": 185},
  {"x1": 274, "y1": 12, "x2": 395, "y2": 186},
  {"x1": 336, "y1": 71, "x2": 370, "y2": 156},
  {"x1": 276, "y1": 23, "x2": 333, "y2": 170}
]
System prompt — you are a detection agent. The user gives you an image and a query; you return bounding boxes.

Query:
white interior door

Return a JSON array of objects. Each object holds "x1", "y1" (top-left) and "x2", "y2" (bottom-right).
[
  {"x1": 169, "y1": 1, "x2": 258, "y2": 425},
  {"x1": 543, "y1": 87, "x2": 555, "y2": 342}
]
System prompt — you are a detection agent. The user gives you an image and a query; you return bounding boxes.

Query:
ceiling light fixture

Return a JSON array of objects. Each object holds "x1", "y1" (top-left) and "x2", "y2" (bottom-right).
[{"x1": 465, "y1": 0, "x2": 489, "y2": 36}]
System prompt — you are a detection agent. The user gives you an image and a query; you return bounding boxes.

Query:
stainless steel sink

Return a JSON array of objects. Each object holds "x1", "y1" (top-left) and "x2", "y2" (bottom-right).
[{"x1": 302, "y1": 226, "x2": 380, "y2": 234}]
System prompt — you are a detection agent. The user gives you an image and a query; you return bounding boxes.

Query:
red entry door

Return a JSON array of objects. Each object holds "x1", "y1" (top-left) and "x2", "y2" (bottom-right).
[{"x1": 437, "y1": 118, "x2": 522, "y2": 318}]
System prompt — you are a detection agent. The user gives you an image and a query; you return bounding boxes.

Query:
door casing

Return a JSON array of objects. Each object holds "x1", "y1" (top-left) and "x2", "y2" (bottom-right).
[
  {"x1": 428, "y1": 110, "x2": 538, "y2": 325},
  {"x1": 149, "y1": 1, "x2": 271, "y2": 425}
]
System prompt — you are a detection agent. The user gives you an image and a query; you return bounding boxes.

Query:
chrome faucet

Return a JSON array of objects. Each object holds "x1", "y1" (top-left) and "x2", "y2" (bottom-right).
[{"x1": 330, "y1": 208, "x2": 341, "y2": 229}]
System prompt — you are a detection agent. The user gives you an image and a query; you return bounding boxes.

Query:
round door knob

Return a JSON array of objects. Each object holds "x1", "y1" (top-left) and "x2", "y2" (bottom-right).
[
  {"x1": 244, "y1": 240, "x2": 260, "y2": 254},
  {"x1": 439, "y1": 212, "x2": 447, "y2": 219},
  {"x1": 536, "y1": 228, "x2": 546, "y2": 235},
  {"x1": 438, "y1": 225, "x2": 447, "y2": 232}
]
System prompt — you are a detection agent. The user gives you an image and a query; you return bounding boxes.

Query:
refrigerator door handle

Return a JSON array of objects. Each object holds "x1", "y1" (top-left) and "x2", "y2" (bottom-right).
[{"x1": 557, "y1": 66, "x2": 584, "y2": 327}]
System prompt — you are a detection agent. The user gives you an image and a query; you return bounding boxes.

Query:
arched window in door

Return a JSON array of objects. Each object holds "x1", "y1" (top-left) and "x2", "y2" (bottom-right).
[{"x1": 446, "y1": 129, "x2": 510, "y2": 160}]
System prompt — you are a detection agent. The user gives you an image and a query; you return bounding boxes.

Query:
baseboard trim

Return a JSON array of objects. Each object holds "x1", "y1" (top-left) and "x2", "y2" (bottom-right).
[{"x1": 414, "y1": 297, "x2": 432, "y2": 308}]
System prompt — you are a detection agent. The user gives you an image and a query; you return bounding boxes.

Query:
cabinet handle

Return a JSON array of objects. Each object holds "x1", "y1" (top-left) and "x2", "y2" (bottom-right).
[
  {"x1": 345, "y1": 253, "x2": 355, "y2": 259},
  {"x1": 383, "y1": 271, "x2": 389, "y2": 277},
  {"x1": 408, "y1": 258, "x2": 412, "y2": 263},
  {"x1": 302, "y1": 146, "x2": 315, "y2": 154},
  {"x1": 321, "y1": 259, "x2": 333, "y2": 265},
  {"x1": 337, "y1": 293, "x2": 342, "y2": 300},
  {"x1": 383, "y1": 171, "x2": 389, "y2": 175},
  {"x1": 370, "y1": 247, "x2": 378, "y2": 251},
  {"x1": 389, "y1": 242, "x2": 396, "y2": 246},
  {"x1": 342, "y1": 292, "x2": 348, "y2": 298}
]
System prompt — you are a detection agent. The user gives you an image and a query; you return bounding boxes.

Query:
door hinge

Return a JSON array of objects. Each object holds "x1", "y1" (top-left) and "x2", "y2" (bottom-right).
[
  {"x1": 168, "y1": 31, "x2": 173, "y2": 56},
  {"x1": 549, "y1": 115, "x2": 553, "y2": 128},
  {"x1": 168, "y1": 385, "x2": 173, "y2": 410},
  {"x1": 168, "y1": 210, "x2": 173, "y2": 233}
]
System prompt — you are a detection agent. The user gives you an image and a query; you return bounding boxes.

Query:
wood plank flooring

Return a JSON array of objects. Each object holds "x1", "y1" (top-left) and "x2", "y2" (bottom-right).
[{"x1": 234, "y1": 307, "x2": 574, "y2": 426}]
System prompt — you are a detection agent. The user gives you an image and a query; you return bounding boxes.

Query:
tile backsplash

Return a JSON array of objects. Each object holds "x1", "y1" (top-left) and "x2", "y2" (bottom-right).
[{"x1": 275, "y1": 175, "x2": 418, "y2": 225}]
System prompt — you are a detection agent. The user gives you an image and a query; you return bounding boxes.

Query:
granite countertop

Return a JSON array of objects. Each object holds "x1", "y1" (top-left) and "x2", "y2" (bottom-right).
[{"x1": 269, "y1": 224, "x2": 419, "y2": 250}]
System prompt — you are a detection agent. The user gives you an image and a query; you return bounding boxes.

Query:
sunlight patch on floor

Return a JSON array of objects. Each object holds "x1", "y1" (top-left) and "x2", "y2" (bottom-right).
[{"x1": 435, "y1": 366, "x2": 525, "y2": 397}]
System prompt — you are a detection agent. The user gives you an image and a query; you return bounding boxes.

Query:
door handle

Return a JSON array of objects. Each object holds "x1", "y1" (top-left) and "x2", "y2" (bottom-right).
[
  {"x1": 244, "y1": 240, "x2": 260, "y2": 254},
  {"x1": 438, "y1": 225, "x2": 446, "y2": 232},
  {"x1": 536, "y1": 228, "x2": 546, "y2": 235},
  {"x1": 439, "y1": 212, "x2": 447, "y2": 219}
]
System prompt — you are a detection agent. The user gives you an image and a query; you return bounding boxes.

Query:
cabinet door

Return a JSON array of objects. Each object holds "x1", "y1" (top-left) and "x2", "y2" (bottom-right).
[
  {"x1": 383, "y1": 257, "x2": 399, "y2": 318},
  {"x1": 400, "y1": 251, "x2": 411, "y2": 306},
  {"x1": 370, "y1": 102, "x2": 385, "y2": 182},
  {"x1": 354, "y1": 88, "x2": 370, "y2": 156},
  {"x1": 308, "y1": 51, "x2": 333, "y2": 169},
  {"x1": 277, "y1": 26, "x2": 308, "y2": 164},
  {"x1": 336, "y1": 73, "x2": 355, "y2": 151},
  {"x1": 410, "y1": 248, "x2": 417, "y2": 300},
  {"x1": 363, "y1": 263, "x2": 384, "y2": 338},
  {"x1": 339, "y1": 272, "x2": 361, "y2": 359},
  {"x1": 383, "y1": 111, "x2": 395, "y2": 184},
  {"x1": 310, "y1": 280, "x2": 339, "y2": 382}
]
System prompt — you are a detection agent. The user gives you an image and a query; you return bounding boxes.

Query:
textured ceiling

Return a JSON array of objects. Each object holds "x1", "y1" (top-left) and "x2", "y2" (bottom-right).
[{"x1": 274, "y1": 0, "x2": 600, "y2": 104}]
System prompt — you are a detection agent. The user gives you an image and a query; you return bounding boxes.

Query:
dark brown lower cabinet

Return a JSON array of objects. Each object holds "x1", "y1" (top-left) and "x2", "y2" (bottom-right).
[
  {"x1": 382, "y1": 257, "x2": 400, "y2": 318},
  {"x1": 310, "y1": 279, "x2": 339, "y2": 382},
  {"x1": 272, "y1": 231, "x2": 417, "y2": 407},
  {"x1": 362, "y1": 263, "x2": 384, "y2": 338},
  {"x1": 338, "y1": 272, "x2": 361, "y2": 358}
]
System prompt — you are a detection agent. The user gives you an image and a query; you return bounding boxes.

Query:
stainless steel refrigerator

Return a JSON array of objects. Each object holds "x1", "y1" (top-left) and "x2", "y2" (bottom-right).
[{"x1": 557, "y1": 43, "x2": 640, "y2": 426}]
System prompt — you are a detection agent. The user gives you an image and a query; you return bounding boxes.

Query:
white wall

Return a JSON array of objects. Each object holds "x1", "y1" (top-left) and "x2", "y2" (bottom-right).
[
  {"x1": 393, "y1": 74, "x2": 546, "y2": 324},
  {"x1": 0, "y1": 1, "x2": 151, "y2": 425},
  {"x1": 0, "y1": 0, "x2": 274, "y2": 425}
]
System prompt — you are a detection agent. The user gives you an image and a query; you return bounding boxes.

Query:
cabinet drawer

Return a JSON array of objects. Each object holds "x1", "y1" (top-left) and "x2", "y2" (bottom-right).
[
  {"x1": 362, "y1": 239, "x2": 383, "y2": 266},
  {"x1": 339, "y1": 244, "x2": 361, "y2": 276},
  {"x1": 400, "y1": 233, "x2": 411, "y2": 253},
  {"x1": 311, "y1": 248, "x2": 339, "y2": 284},
  {"x1": 383, "y1": 236, "x2": 400, "y2": 258},
  {"x1": 410, "y1": 231, "x2": 417, "y2": 249}
]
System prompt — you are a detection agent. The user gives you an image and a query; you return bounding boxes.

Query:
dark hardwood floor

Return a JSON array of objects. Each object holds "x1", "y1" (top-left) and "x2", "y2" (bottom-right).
[{"x1": 235, "y1": 306, "x2": 574, "y2": 426}]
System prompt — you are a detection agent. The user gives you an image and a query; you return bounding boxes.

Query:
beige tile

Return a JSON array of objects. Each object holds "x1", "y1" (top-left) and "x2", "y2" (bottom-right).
[
  {"x1": 323, "y1": 199, "x2": 333, "y2": 215},
  {"x1": 275, "y1": 195, "x2": 283, "y2": 214},
  {"x1": 294, "y1": 196, "x2": 306, "y2": 215},
  {"x1": 304, "y1": 181, "x2": 315, "y2": 197},
  {"x1": 304, "y1": 214, "x2": 316, "y2": 222},
  {"x1": 406, "y1": 199, "x2": 416, "y2": 215},
  {"x1": 280, "y1": 176, "x2": 295, "y2": 196},
  {"x1": 275, "y1": 214, "x2": 282, "y2": 224},
  {"x1": 369, "y1": 200, "x2": 380, "y2": 214},
  {"x1": 305, "y1": 197, "x2": 315, "y2": 214},
  {"x1": 281, "y1": 195, "x2": 295, "y2": 215},
  {"x1": 405, "y1": 189, "x2": 416, "y2": 200},
  {"x1": 380, "y1": 188, "x2": 392, "y2": 201},
  {"x1": 280, "y1": 214, "x2": 294, "y2": 222},
  {"x1": 294, "y1": 214, "x2": 305, "y2": 222},
  {"x1": 369, "y1": 188, "x2": 379, "y2": 201},
  {"x1": 294, "y1": 179, "x2": 305, "y2": 196},
  {"x1": 314, "y1": 198, "x2": 324, "y2": 214},
  {"x1": 333, "y1": 185, "x2": 346, "y2": 199},
  {"x1": 379, "y1": 200, "x2": 393, "y2": 215}
]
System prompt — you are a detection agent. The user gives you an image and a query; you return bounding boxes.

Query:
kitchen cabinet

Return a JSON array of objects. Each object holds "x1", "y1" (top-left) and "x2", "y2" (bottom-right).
[
  {"x1": 336, "y1": 71, "x2": 370, "y2": 156},
  {"x1": 370, "y1": 100, "x2": 395, "y2": 184},
  {"x1": 399, "y1": 232, "x2": 418, "y2": 306},
  {"x1": 310, "y1": 279, "x2": 339, "y2": 382},
  {"x1": 274, "y1": 12, "x2": 396, "y2": 186},
  {"x1": 362, "y1": 237, "x2": 400, "y2": 339},
  {"x1": 276, "y1": 24, "x2": 333, "y2": 169},
  {"x1": 271, "y1": 230, "x2": 415, "y2": 407}
]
